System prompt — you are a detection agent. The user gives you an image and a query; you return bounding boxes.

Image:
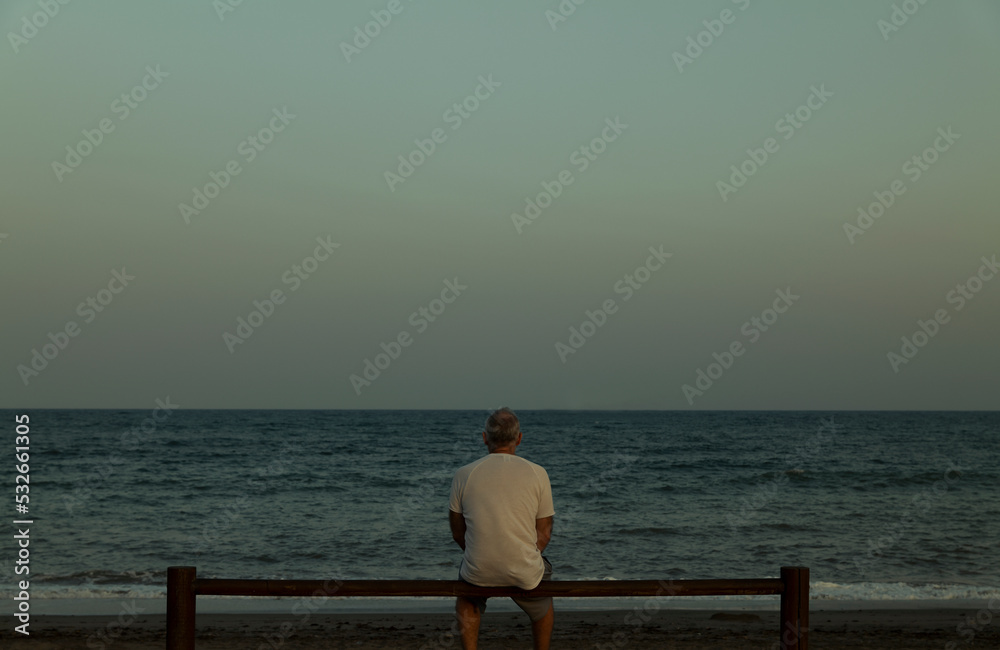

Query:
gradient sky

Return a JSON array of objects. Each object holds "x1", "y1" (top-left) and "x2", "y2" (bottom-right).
[{"x1": 2, "y1": 1, "x2": 998, "y2": 409}]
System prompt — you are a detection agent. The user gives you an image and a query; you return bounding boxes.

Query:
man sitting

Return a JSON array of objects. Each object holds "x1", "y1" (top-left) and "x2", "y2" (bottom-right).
[{"x1": 449, "y1": 407, "x2": 555, "y2": 650}]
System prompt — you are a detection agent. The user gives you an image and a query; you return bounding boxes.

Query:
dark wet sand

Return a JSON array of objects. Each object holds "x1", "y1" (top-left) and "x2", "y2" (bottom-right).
[{"x1": 5, "y1": 607, "x2": 999, "y2": 648}]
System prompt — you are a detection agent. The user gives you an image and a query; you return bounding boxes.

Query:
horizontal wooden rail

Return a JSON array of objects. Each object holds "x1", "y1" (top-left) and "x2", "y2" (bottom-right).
[
  {"x1": 196, "y1": 577, "x2": 784, "y2": 598},
  {"x1": 167, "y1": 566, "x2": 808, "y2": 649}
]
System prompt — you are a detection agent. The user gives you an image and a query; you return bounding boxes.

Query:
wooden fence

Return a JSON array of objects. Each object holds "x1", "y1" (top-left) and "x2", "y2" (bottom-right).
[{"x1": 166, "y1": 565, "x2": 808, "y2": 649}]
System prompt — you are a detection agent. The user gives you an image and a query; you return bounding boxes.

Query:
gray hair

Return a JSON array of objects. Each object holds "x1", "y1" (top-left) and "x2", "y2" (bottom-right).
[{"x1": 484, "y1": 407, "x2": 520, "y2": 448}]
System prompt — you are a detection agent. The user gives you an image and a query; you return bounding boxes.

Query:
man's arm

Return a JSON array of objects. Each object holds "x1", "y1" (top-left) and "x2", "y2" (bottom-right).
[
  {"x1": 449, "y1": 509, "x2": 467, "y2": 550},
  {"x1": 535, "y1": 515, "x2": 553, "y2": 552}
]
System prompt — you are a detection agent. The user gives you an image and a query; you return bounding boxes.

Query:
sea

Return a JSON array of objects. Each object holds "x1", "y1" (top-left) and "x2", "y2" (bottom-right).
[{"x1": 3, "y1": 409, "x2": 998, "y2": 615}]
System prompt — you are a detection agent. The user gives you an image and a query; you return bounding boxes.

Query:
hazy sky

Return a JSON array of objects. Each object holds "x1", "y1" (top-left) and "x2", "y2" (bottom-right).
[{"x1": 2, "y1": 1, "x2": 998, "y2": 409}]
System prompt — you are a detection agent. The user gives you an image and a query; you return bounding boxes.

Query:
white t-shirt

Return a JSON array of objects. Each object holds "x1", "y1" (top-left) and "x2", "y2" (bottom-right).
[{"x1": 449, "y1": 453, "x2": 555, "y2": 589}]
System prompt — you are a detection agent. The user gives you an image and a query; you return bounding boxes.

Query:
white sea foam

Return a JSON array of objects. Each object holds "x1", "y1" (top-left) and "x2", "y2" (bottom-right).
[{"x1": 8, "y1": 581, "x2": 999, "y2": 604}]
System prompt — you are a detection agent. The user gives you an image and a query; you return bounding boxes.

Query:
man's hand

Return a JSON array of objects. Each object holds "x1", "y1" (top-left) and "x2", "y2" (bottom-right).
[
  {"x1": 449, "y1": 509, "x2": 467, "y2": 550},
  {"x1": 535, "y1": 515, "x2": 553, "y2": 552}
]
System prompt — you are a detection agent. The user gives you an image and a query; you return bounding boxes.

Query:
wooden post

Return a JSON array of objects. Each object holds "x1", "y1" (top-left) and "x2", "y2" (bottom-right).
[
  {"x1": 167, "y1": 566, "x2": 197, "y2": 650},
  {"x1": 163, "y1": 565, "x2": 802, "y2": 648},
  {"x1": 779, "y1": 566, "x2": 809, "y2": 649}
]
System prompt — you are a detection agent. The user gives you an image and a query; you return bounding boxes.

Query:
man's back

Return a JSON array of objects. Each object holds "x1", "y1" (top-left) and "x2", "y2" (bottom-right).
[{"x1": 450, "y1": 453, "x2": 554, "y2": 589}]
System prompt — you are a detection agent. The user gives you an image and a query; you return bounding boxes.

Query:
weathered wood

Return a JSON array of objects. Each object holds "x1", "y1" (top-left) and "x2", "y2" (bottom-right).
[
  {"x1": 166, "y1": 566, "x2": 196, "y2": 650},
  {"x1": 194, "y1": 577, "x2": 784, "y2": 598},
  {"x1": 166, "y1": 566, "x2": 807, "y2": 649},
  {"x1": 780, "y1": 566, "x2": 809, "y2": 649}
]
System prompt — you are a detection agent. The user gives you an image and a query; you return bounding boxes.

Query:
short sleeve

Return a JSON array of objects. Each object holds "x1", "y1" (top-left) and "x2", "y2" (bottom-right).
[
  {"x1": 449, "y1": 471, "x2": 463, "y2": 513},
  {"x1": 536, "y1": 467, "x2": 555, "y2": 518}
]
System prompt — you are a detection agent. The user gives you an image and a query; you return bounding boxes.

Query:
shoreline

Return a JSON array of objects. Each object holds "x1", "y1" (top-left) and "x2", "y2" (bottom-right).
[
  {"x1": 5, "y1": 607, "x2": 999, "y2": 649},
  {"x1": 17, "y1": 595, "x2": 1000, "y2": 616}
]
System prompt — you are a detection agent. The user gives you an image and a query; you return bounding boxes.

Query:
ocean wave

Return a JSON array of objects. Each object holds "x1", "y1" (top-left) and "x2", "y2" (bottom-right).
[
  {"x1": 7, "y1": 581, "x2": 1000, "y2": 602},
  {"x1": 616, "y1": 527, "x2": 681, "y2": 536},
  {"x1": 0, "y1": 585, "x2": 166, "y2": 599},
  {"x1": 32, "y1": 569, "x2": 164, "y2": 586},
  {"x1": 811, "y1": 581, "x2": 1000, "y2": 601},
  {"x1": 13, "y1": 409, "x2": 999, "y2": 607}
]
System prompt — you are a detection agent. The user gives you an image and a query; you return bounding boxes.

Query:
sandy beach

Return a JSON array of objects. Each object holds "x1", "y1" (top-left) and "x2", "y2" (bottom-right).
[{"x1": 5, "y1": 607, "x2": 998, "y2": 649}]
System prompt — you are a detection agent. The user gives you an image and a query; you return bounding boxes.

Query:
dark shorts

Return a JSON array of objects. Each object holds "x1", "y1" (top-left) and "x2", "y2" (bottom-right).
[{"x1": 458, "y1": 556, "x2": 553, "y2": 622}]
